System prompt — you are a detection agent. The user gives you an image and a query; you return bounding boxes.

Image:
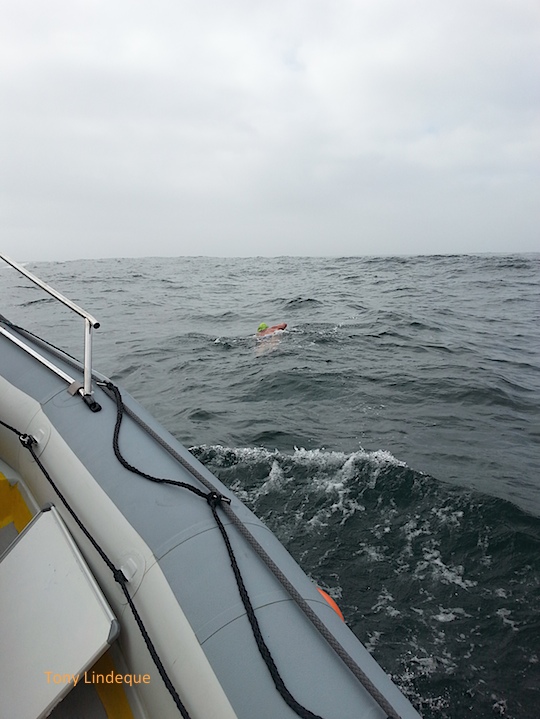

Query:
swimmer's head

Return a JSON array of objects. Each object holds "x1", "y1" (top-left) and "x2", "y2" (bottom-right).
[{"x1": 257, "y1": 323, "x2": 268, "y2": 332}]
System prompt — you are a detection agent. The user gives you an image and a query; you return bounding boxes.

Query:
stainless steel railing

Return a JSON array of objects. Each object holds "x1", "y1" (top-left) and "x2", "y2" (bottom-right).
[{"x1": 0, "y1": 254, "x2": 100, "y2": 399}]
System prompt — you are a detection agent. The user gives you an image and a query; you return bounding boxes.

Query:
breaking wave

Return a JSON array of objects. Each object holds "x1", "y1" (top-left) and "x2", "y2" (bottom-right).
[{"x1": 192, "y1": 444, "x2": 540, "y2": 717}]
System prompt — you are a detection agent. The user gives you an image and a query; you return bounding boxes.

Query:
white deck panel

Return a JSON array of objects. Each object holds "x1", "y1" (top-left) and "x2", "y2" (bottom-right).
[{"x1": 0, "y1": 506, "x2": 118, "y2": 719}]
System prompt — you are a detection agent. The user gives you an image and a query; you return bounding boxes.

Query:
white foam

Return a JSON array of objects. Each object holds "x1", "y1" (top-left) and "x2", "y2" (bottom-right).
[
  {"x1": 193, "y1": 444, "x2": 408, "y2": 529},
  {"x1": 496, "y1": 608, "x2": 518, "y2": 631},
  {"x1": 195, "y1": 444, "x2": 407, "y2": 474},
  {"x1": 400, "y1": 517, "x2": 432, "y2": 558},
  {"x1": 433, "y1": 606, "x2": 471, "y2": 623},
  {"x1": 290, "y1": 446, "x2": 406, "y2": 472},
  {"x1": 356, "y1": 543, "x2": 386, "y2": 562},
  {"x1": 372, "y1": 587, "x2": 401, "y2": 617},
  {"x1": 491, "y1": 696, "x2": 508, "y2": 715},
  {"x1": 258, "y1": 460, "x2": 288, "y2": 494},
  {"x1": 415, "y1": 546, "x2": 477, "y2": 589},
  {"x1": 431, "y1": 506, "x2": 464, "y2": 527},
  {"x1": 365, "y1": 631, "x2": 381, "y2": 654}
]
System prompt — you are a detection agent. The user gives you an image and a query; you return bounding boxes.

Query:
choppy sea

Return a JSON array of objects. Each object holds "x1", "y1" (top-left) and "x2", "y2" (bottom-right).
[{"x1": 3, "y1": 254, "x2": 539, "y2": 718}]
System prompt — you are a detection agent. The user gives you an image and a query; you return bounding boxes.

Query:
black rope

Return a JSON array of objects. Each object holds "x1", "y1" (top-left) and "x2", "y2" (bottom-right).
[
  {"x1": 0, "y1": 418, "x2": 23, "y2": 436},
  {"x1": 0, "y1": 418, "x2": 193, "y2": 719},
  {"x1": 105, "y1": 381, "x2": 328, "y2": 719},
  {"x1": 222, "y1": 503, "x2": 399, "y2": 718},
  {"x1": 208, "y1": 496, "x2": 325, "y2": 719},
  {"x1": 99, "y1": 381, "x2": 402, "y2": 719},
  {"x1": 107, "y1": 382, "x2": 207, "y2": 500}
]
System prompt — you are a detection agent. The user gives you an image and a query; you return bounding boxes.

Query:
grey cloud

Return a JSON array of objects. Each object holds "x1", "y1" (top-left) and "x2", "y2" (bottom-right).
[{"x1": 1, "y1": 0, "x2": 539, "y2": 260}]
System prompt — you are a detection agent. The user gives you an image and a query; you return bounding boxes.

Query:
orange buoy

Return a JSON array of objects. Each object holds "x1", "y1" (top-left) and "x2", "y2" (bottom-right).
[{"x1": 316, "y1": 587, "x2": 345, "y2": 622}]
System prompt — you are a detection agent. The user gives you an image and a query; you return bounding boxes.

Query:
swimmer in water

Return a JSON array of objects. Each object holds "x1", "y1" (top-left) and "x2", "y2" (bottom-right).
[{"x1": 257, "y1": 322, "x2": 287, "y2": 337}]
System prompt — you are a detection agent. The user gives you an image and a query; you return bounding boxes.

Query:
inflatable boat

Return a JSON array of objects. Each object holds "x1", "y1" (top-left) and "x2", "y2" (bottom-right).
[{"x1": 0, "y1": 254, "x2": 422, "y2": 719}]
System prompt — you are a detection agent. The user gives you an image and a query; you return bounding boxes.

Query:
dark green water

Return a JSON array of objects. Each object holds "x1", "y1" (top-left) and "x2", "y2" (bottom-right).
[{"x1": 3, "y1": 253, "x2": 539, "y2": 717}]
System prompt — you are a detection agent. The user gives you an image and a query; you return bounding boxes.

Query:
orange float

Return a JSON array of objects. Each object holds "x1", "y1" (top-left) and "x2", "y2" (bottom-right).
[{"x1": 316, "y1": 587, "x2": 345, "y2": 622}]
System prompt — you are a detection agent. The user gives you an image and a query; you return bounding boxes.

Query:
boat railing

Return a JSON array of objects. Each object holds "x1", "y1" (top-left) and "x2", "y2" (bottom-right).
[{"x1": 0, "y1": 254, "x2": 100, "y2": 408}]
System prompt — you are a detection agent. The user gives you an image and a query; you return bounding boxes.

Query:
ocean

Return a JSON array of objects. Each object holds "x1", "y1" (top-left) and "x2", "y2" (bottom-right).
[{"x1": 2, "y1": 253, "x2": 539, "y2": 718}]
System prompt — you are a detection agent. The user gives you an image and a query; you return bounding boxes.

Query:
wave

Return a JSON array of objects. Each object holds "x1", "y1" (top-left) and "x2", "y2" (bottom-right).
[
  {"x1": 284, "y1": 297, "x2": 324, "y2": 309},
  {"x1": 191, "y1": 444, "x2": 540, "y2": 718},
  {"x1": 21, "y1": 297, "x2": 55, "y2": 307}
]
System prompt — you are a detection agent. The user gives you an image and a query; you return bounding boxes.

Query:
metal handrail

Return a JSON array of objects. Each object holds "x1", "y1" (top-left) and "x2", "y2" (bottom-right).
[{"x1": 0, "y1": 254, "x2": 100, "y2": 398}]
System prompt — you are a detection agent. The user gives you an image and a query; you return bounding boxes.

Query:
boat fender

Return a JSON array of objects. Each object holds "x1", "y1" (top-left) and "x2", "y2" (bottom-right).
[{"x1": 316, "y1": 587, "x2": 345, "y2": 622}]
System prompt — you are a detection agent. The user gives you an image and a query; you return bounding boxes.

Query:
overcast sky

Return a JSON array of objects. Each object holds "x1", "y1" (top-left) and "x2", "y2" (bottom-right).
[{"x1": 1, "y1": 0, "x2": 539, "y2": 261}]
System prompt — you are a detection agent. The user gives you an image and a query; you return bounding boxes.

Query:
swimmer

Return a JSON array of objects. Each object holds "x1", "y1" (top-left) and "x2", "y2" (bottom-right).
[{"x1": 257, "y1": 322, "x2": 287, "y2": 337}]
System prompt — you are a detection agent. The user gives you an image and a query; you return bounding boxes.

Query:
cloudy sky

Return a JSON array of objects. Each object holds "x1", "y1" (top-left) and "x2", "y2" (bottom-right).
[{"x1": 1, "y1": 0, "x2": 539, "y2": 261}]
